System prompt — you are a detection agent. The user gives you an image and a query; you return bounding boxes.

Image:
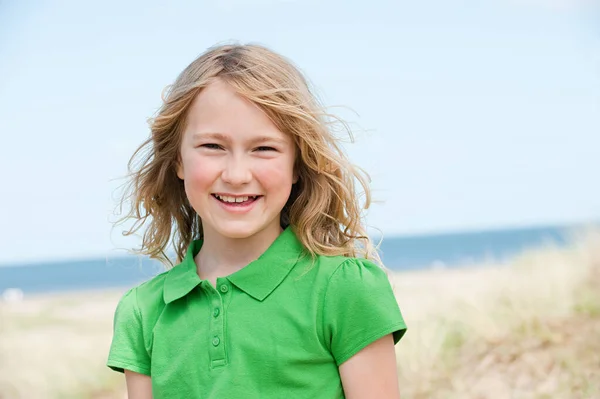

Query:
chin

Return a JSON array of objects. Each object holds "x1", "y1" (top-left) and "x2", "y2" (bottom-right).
[{"x1": 214, "y1": 222, "x2": 265, "y2": 240}]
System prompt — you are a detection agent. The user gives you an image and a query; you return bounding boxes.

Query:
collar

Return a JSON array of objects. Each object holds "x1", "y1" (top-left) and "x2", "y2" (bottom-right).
[{"x1": 163, "y1": 226, "x2": 305, "y2": 304}]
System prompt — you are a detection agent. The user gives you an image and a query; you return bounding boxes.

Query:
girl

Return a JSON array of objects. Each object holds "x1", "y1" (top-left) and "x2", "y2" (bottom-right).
[{"x1": 108, "y1": 43, "x2": 407, "y2": 399}]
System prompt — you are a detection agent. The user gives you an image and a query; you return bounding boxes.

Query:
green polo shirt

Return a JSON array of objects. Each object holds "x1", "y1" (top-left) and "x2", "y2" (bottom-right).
[{"x1": 107, "y1": 226, "x2": 406, "y2": 398}]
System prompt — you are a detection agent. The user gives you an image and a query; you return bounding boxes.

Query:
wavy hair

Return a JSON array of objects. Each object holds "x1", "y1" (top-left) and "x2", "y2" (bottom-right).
[{"x1": 116, "y1": 43, "x2": 381, "y2": 267}]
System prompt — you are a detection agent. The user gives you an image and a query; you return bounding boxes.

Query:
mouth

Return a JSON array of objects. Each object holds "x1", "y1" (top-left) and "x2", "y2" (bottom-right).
[{"x1": 211, "y1": 193, "x2": 262, "y2": 206}]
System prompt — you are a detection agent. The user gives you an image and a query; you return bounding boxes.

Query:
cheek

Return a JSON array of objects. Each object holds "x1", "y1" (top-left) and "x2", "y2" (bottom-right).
[
  {"x1": 182, "y1": 156, "x2": 218, "y2": 189},
  {"x1": 255, "y1": 157, "x2": 295, "y2": 190}
]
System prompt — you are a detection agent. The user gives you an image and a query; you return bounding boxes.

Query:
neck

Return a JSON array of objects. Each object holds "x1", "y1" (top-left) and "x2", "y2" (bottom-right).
[{"x1": 195, "y1": 225, "x2": 283, "y2": 278}]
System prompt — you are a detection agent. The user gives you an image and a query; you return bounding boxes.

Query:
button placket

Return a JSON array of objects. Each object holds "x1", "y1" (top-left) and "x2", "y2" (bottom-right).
[{"x1": 209, "y1": 279, "x2": 229, "y2": 368}]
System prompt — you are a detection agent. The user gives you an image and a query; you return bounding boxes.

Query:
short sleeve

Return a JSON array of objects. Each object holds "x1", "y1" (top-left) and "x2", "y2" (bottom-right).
[
  {"x1": 323, "y1": 258, "x2": 407, "y2": 366},
  {"x1": 107, "y1": 287, "x2": 151, "y2": 375}
]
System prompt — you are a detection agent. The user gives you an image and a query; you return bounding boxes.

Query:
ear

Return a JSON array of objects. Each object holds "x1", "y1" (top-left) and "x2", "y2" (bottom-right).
[
  {"x1": 292, "y1": 155, "x2": 300, "y2": 184},
  {"x1": 176, "y1": 162, "x2": 184, "y2": 180}
]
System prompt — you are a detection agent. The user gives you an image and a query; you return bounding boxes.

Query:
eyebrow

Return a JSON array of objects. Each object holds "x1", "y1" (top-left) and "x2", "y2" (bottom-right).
[
  {"x1": 192, "y1": 132, "x2": 230, "y2": 142},
  {"x1": 192, "y1": 132, "x2": 287, "y2": 145}
]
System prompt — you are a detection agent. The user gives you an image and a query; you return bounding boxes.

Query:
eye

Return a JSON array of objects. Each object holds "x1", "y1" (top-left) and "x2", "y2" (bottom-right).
[
  {"x1": 201, "y1": 143, "x2": 222, "y2": 150},
  {"x1": 255, "y1": 146, "x2": 276, "y2": 152}
]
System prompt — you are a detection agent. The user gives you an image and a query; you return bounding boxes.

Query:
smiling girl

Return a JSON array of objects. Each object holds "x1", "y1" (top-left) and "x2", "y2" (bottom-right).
[{"x1": 108, "y1": 44, "x2": 407, "y2": 399}]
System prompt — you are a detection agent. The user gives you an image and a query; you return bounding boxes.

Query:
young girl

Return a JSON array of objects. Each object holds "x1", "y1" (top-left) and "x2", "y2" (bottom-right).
[{"x1": 108, "y1": 43, "x2": 407, "y2": 399}]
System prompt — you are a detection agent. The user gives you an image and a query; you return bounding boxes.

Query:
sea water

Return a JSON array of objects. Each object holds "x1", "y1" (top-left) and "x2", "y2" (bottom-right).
[{"x1": 0, "y1": 224, "x2": 579, "y2": 295}]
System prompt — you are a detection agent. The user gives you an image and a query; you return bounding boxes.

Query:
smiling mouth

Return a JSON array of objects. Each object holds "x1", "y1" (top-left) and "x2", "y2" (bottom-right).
[{"x1": 211, "y1": 194, "x2": 262, "y2": 205}]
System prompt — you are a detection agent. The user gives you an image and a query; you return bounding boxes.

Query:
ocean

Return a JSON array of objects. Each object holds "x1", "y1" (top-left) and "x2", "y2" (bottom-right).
[{"x1": 0, "y1": 224, "x2": 582, "y2": 296}]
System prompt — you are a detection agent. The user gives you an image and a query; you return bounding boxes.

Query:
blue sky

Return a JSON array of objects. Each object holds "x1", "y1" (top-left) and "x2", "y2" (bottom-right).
[{"x1": 0, "y1": 0, "x2": 598, "y2": 264}]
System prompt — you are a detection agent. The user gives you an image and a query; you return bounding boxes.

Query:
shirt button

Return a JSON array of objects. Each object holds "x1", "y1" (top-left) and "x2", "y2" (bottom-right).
[
  {"x1": 220, "y1": 285, "x2": 229, "y2": 293},
  {"x1": 213, "y1": 308, "x2": 220, "y2": 317},
  {"x1": 212, "y1": 336, "x2": 220, "y2": 346}
]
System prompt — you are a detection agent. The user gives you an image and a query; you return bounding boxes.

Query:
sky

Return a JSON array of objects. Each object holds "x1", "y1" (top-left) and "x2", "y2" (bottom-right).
[{"x1": 0, "y1": 0, "x2": 598, "y2": 264}]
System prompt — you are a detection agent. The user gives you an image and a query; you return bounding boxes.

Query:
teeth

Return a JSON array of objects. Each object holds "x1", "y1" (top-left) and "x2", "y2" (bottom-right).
[{"x1": 215, "y1": 195, "x2": 253, "y2": 203}]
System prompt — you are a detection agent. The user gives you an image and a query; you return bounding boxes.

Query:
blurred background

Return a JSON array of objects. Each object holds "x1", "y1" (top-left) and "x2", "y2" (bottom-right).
[{"x1": 0, "y1": 1, "x2": 599, "y2": 398}]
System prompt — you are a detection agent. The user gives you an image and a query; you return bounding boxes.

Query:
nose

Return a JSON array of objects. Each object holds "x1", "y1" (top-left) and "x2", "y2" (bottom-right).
[{"x1": 221, "y1": 155, "x2": 252, "y2": 186}]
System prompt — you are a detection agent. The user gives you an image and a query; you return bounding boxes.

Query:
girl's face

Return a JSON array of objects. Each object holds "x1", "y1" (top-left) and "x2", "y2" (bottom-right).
[{"x1": 177, "y1": 79, "x2": 297, "y2": 241}]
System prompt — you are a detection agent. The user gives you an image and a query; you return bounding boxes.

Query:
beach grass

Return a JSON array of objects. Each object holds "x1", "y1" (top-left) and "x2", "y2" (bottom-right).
[
  {"x1": 1, "y1": 228, "x2": 598, "y2": 398},
  {"x1": 391, "y1": 227, "x2": 600, "y2": 398}
]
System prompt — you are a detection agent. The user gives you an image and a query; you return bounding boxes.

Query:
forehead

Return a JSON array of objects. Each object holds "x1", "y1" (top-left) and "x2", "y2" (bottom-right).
[{"x1": 184, "y1": 79, "x2": 287, "y2": 141}]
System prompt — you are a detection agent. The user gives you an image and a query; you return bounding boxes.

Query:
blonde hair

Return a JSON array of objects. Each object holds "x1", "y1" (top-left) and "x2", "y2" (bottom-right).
[{"x1": 116, "y1": 43, "x2": 380, "y2": 267}]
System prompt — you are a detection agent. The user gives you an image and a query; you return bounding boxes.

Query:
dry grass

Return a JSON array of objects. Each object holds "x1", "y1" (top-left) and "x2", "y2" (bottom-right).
[
  {"x1": 1, "y1": 229, "x2": 599, "y2": 398},
  {"x1": 392, "y1": 227, "x2": 600, "y2": 398},
  {"x1": 0, "y1": 291, "x2": 126, "y2": 398}
]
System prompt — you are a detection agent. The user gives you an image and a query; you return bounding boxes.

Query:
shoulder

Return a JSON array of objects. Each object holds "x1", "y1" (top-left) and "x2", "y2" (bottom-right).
[
  {"x1": 114, "y1": 269, "x2": 171, "y2": 321},
  {"x1": 313, "y1": 254, "x2": 389, "y2": 285},
  {"x1": 133, "y1": 269, "x2": 170, "y2": 302},
  {"x1": 296, "y1": 254, "x2": 394, "y2": 300}
]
